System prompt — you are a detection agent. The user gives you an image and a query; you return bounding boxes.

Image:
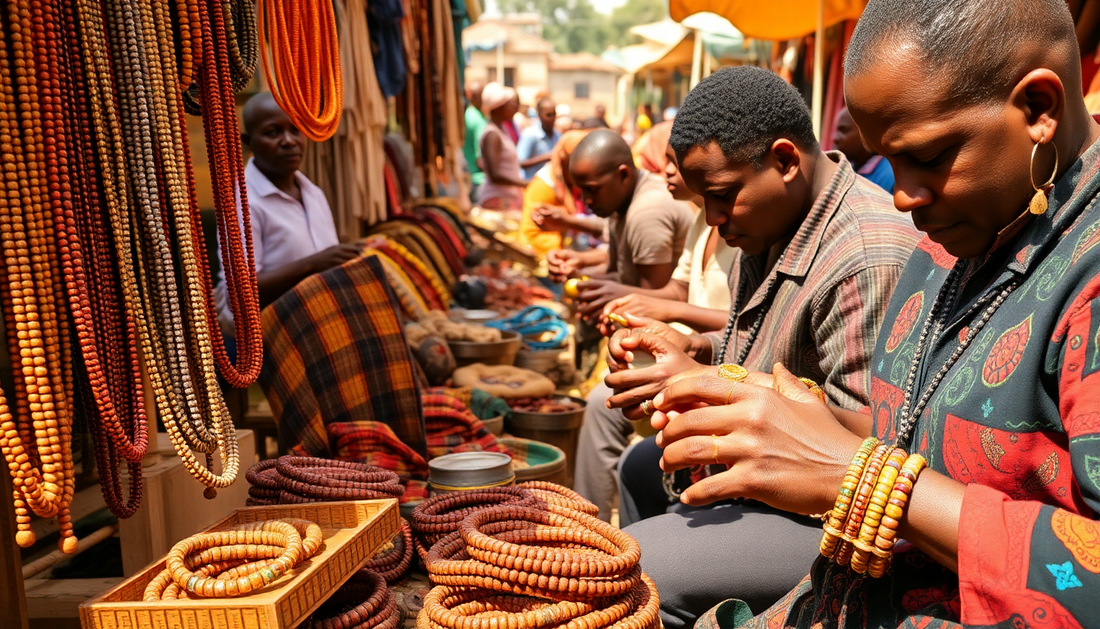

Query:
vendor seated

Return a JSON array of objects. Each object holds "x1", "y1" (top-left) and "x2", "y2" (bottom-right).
[
  {"x1": 519, "y1": 130, "x2": 607, "y2": 258},
  {"x1": 214, "y1": 91, "x2": 360, "y2": 333},
  {"x1": 547, "y1": 130, "x2": 693, "y2": 315}
]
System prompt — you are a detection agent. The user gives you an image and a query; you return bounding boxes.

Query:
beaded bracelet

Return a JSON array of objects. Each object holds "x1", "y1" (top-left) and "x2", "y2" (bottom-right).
[
  {"x1": 833, "y1": 443, "x2": 891, "y2": 566},
  {"x1": 820, "y1": 437, "x2": 880, "y2": 558},
  {"x1": 867, "y1": 453, "x2": 927, "y2": 578},
  {"x1": 850, "y1": 448, "x2": 906, "y2": 573}
]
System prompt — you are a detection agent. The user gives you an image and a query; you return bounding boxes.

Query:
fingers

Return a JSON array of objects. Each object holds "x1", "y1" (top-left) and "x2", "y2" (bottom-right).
[
  {"x1": 771, "y1": 362, "x2": 827, "y2": 405},
  {"x1": 678, "y1": 468, "x2": 750, "y2": 507},
  {"x1": 654, "y1": 375, "x2": 756, "y2": 411},
  {"x1": 656, "y1": 400, "x2": 763, "y2": 447},
  {"x1": 604, "y1": 375, "x2": 668, "y2": 410}
]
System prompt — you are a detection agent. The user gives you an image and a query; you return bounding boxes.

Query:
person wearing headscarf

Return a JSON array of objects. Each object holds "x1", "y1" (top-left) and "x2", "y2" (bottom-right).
[
  {"x1": 519, "y1": 130, "x2": 606, "y2": 257},
  {"x1": 633, "y1": 121, "x2": 674, "y2": 175},
  {"x1": 476, "y1": 82, "x2": 525, "y2": 210}
]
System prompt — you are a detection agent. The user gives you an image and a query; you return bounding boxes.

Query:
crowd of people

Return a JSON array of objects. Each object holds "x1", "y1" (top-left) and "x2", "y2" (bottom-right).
[{"x1": 462, "y1": 0, "x2": 1100, "y2": 628}]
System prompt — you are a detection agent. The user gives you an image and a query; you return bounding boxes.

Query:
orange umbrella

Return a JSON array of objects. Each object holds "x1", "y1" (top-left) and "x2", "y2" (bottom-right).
[{"x1": 669, "y1": 0, "x2": 867, "y2": 41}]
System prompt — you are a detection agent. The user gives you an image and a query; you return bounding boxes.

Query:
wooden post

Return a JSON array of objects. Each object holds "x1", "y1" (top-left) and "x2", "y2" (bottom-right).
[
  {"x1": 811, "y1": 0, "x2": 825, "y2": 138},
  {"x1": 0, "y1": 471, "x2": 29, "y2": 629}
]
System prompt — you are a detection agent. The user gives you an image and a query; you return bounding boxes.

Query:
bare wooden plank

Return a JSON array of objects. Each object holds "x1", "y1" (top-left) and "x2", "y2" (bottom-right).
[
  {"x1": 0, "y1": 471, "x2": 29, "y2": 629},
  {"x1": 23, "y1": 578, "x2": 122, "y2": 619}
]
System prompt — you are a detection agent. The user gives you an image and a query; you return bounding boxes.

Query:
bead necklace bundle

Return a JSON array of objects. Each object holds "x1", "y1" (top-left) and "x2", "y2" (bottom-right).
[
  {"x1": 308, "y1": 569, "x2": 401, "y2": 629},
  {"x1": 257, "y1": 0, "x2": 343, "y2": 141},
  {"x1": 362, "y1": 520, "x2": 415, "y2": 584},
  {"x1": 0, "y1": 0, "x2": 78, "y2": 551},
  {"x1": 410, "y1": 487, "x2": 538, "y2": 558},
  {"x1": 418, "y1": 492, "x2": 659, "y2": 629},
  {"x1": 245, "y1": 456, "x2": 406, "y2": 506},
  {"x1": 143, "y1": 518, "x2": 324, "y2": 600},
  {"x1": 0, "y1": 0, "x2": 264, "y2": 550}
]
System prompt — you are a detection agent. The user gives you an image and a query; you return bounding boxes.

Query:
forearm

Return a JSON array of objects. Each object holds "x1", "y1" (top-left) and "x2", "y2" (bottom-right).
[
  {"x1": 896, "y1": 470, "x2": 964, "y2": 572},
  {"x1": 520, "y1": 152, "x2": 551, "y2": 168},
  {"x1": 565, "y1": 215, "x2": 606, "y2": 238},
  {"x1": 664, "y1": 302, "x2": 729, "y2": 333},
  {"x1": 830, "y1": 407, "x2": 874, "y2": 438},
  {"x1": 257, "y1": 258, "x2": 317, "y2": 308},
  {"x1": 684, "y1": 333, "x2": 715, "y2": 364}
]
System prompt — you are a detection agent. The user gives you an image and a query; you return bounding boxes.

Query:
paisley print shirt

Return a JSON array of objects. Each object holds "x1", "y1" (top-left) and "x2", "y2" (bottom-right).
[{"x1": 697, "y1": 138, "x2": 1100, "y2": 629}]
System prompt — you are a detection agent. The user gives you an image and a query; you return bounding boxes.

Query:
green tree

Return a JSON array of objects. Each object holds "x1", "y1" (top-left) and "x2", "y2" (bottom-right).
[
  {"x1": 498, "y1": 0, "x2": 614, "y2": 55},
  {"x1": 607, "y1": 0, "x2": 668, "y2": 47}
]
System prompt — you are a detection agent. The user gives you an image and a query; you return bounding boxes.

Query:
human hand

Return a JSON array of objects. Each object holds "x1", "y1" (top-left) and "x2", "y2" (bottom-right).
[
  {"x1": 602, "y1": 293, "x2": 671, "y2": 324},
  {"x1": 308, "y1": 243, "x2": 362, "y2": 273},
  {"x1": 533, "y1": 205, "x2": 573, "y2": 232},
  {"x1": 652, "y1": 363, "x2": 862, "y2": 515},
  {"x1": 603, "y1": 320, "x2": 709, "y2": 420},
  {"x1": 575, "y1": 280, "x2": 631, "y2": 321},
  {"x1": 547, "y1": 249, "x2": 582, "y2": 283}
]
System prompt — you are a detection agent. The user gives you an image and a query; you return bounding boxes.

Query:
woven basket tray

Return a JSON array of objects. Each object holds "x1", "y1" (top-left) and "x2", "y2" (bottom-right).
[{"x1": 80, "y1": 499, "x2": 399, "y2": 629}]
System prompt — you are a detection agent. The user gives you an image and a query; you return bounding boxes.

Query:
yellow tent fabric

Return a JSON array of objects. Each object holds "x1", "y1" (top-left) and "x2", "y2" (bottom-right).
[{"x1": 669, "y1": 0, "x2": 866, "y2": 40}]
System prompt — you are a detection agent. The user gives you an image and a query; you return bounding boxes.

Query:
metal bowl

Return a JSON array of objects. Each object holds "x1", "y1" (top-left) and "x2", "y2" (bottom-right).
[
  {"x1": 429, "y1": 451, "x2": 514, "y2": 492},
  {"x1": 448, "y1": 330, "x2": 521, "y2": 367}
]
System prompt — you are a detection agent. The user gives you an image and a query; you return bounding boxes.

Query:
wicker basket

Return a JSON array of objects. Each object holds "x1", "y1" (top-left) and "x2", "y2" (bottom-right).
[{"x1": 80, "y1": 499, "x2": 399, "y2": 629}]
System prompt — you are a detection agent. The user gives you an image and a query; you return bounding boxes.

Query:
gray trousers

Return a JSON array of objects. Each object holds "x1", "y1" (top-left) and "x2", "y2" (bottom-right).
[
  {"x1": 619, "y1": 439, "x2": 822, "y2": 629},
  {"x1": 573, "y1": 382, "x2": 633, "y2": 521}
]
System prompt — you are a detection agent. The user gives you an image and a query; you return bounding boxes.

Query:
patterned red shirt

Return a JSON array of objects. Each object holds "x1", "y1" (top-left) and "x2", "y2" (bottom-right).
[{"x1": 696, "y1": 138, "x2": 1100, "y2": 629}]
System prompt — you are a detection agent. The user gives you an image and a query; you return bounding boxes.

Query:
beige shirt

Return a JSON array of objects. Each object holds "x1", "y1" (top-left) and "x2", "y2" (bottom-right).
[
  {"x1": 671, "y1": 207, "x2": 736, "y2": 311},
  {"x1": 606, "y1": 171, "x2": 694, "y2": 287}
]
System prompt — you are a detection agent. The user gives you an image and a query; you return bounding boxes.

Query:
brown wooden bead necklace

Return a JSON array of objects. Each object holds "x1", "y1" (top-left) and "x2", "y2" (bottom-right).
[
  {"x1": 309, "y1": 570, "x2": 401, "y2": 629},
  {"x1": 0, "y1": 0, "x2": 77, "y2": 551}
]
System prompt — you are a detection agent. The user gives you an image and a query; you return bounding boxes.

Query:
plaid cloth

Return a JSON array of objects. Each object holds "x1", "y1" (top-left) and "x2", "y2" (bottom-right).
[
  {"x1": 422, "y1": 389, "x2": 513, "y2": 459},
  {"x1": 261, "y1": 255, "x2": 428, "y2": 459},
  {"x1": 325, "y1": 388, "x2": 513, "y2": 503}
]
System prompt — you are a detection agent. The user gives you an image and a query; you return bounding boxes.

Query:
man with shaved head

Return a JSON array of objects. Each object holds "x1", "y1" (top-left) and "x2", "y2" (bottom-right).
[
  {"x1": 214, "y1": 92, "x2": 358, "y2": 332},
  {"x1": 553, "y1": 129, "x2": 694, "y2": 522}
]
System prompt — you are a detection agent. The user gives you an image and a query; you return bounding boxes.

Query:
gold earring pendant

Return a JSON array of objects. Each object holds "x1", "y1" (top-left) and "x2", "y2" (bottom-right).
[{"x1": 1029, "y1": 138, "x2": 1059, "y2": 215}]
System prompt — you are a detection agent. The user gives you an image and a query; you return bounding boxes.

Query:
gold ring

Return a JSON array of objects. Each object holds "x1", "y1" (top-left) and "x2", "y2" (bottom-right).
[
  {"x1": 798, "y1": 377, "x2": 827, "y2": 403},
  {"x1": 641, "y1": 399, "x2": 655, "y2": 416},
  {"x1": 718, "y1": 364, "x2": 749, "y2": 383},
  {"x1": 725, "y1": 384, "x2": 737, "y2": 405},
  {"x1": 711, "y1": 436, "x2": 720, "y2": 466}
]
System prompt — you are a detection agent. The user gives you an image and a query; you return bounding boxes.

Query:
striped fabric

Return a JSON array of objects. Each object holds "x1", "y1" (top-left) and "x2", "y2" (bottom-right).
[
  {"x1": 260, "y1": 255, "x2": 428, "y2": 459},
  {"x1": 713, "y1": 153, "x2": 920, "y2": 410}
]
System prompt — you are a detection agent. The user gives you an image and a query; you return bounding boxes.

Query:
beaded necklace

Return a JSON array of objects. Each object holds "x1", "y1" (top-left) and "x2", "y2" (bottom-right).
[
  {"x1": 715, "y1": 251, "x2": 788, "y2": 365},
  {"x1": 0, "y1": 0, "x2": 76, "y2": 551},
  {"x1": 893, "y1": 264, "x2": 1021, "y2": 448},
  {"x1": 36, "y1": 0, "x2": 149, "y2": 519},
  {"x1": 257, "y1": 0, "x2": 343, "y2": 141}
]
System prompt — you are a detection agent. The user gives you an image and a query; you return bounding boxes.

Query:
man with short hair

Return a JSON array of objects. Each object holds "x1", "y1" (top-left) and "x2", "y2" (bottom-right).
[
  {"x1": 463, "y1": 80, "x2": 488, "y2": 199},
  {"x1": 605, "y1": 65, "x2": 919, "y2": 628},
  {"x1": 517, "y1": 97, "x2": 562, "y2": 179},
  {"x1": 549, "y1": 130, "x2": 694, "y2": 522},
  {"x1": 547, "y1": 130, "x2": 693, "y2": 291},
  {"x1": 214, "y1": 92, "x2": 360, "y2": 334},
  {"x1": 833, "y1": 107, "x2": 895, "y2": 193}
]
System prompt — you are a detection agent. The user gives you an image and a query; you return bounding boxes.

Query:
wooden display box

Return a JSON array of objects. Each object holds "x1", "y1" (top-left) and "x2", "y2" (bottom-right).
[
  {"x1": 80, "y1": 499, "x2": 399, "y2": 629},
  {"x1": 120, "y1": 430, "x2": 255, "y2": 575}
]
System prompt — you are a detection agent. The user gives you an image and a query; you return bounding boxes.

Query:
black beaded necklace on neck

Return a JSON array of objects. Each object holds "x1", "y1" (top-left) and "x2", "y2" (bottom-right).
[
  {"x1": 893, "y1": 263, "x2": 1022, "y2": 448},
  {"x1": 715, "y1": 251, "x2": 788, "y2": 365}
]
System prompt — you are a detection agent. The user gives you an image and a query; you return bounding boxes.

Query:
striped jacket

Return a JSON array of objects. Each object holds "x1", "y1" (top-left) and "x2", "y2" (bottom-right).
[{"x1": 712, "y1": 152, "x2": 919, "y2": 410}]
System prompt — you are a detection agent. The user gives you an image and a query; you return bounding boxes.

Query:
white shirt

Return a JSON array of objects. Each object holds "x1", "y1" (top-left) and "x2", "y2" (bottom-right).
[
  {"x1": 214, "y1": 158, "x2": 340, "y2": 331},
  {"x1": 669, "y1": 207, "x2": 736, "y2": 334}
]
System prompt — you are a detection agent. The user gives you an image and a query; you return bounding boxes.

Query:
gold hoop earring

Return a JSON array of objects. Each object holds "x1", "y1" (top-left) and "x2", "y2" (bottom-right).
[{"x1": 1029, "y1": 138, "x2": 1059, "y2": 215}]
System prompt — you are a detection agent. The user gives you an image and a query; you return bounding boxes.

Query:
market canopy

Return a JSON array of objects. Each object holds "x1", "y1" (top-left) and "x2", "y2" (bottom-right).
[{"x1": 668, "y1": 0, "x2": 867, "y2": 40}]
